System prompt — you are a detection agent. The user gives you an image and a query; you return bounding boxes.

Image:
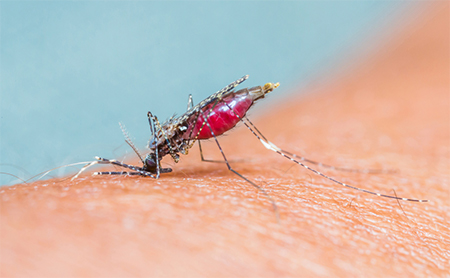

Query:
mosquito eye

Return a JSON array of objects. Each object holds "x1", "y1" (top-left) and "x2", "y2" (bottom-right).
[
  {"x1": 145, "y1": 157, "x2": 156, "y2": 167},
  {"x1": 144, "y1": 153, "x2": 157, "y2": 167}
]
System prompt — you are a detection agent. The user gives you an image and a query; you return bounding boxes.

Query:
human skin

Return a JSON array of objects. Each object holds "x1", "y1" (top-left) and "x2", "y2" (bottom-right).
[{"x1": 1, "y1": 4, "x2": 449, "y2": 277}]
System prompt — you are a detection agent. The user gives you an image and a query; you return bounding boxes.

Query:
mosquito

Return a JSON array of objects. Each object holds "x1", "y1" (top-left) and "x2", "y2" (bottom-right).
[{"x1": 72, "y1": 75, "x2": 428, "y2": 221}]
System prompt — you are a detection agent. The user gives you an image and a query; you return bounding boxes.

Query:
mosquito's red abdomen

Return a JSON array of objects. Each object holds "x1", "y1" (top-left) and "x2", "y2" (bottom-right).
[
  {"x1": 189, "y1": 94, "x2": 253, "y2": 139},
  {"x1": 182, "y1": 83, "x2": 278, "y2": 140}
]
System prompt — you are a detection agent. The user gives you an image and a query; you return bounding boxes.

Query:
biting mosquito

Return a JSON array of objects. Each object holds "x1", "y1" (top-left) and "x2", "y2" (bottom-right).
[{"x1": 72, "y1": 75, "x2": 428, "y2": 221}]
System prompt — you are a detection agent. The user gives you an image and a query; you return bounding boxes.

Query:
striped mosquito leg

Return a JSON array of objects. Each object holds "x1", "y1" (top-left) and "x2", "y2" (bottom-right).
[
  {"x1": 94, "y1": 157, "x2": 158, "y2": 179},
  {"x1": 151, "y1": 113, "x2": 179, "y2": 163},
  {"x1": 71, "y1": 160, "x2": 101, "y2": 181},
  {"x1": 199, "y1": 110, "x2": 281, "y2": 223},
  {"x1": 185, "y1": 94, "x2": 202, "y2": 148},
  {"x1": 94, "y1": 171, "x2": 142, "y2": 176},
  {"x1": 186, "y1": 95, "x2": 226, "y2": 163},
  {"x1": 260, "y1": 143, "x2": 428, "y2": 202},
  {"x1": 278, "y1": 149, "x2": 398, "y2": 174},
  {"x1": 187, "y1": 97, "x2": 221, "y2": 149},
  {"x1": 224, "y1": 105, "x2": 428, "y2": 203},
  {"x1": 147, "y1": 112, "x2": 162, "y2": 179},
  {"x1": 243, "y1": 116, "x2": 397, "y2": 175}
]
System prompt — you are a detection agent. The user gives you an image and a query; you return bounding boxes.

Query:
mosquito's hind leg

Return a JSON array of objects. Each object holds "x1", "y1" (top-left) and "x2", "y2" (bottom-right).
[
  {"x1": 242, "y1": 115, "x2": 397, "y2": 174},
  {"x1": 199, "y1": 110, "x2": 280, "y2": 223},
  {"x1": 223, "y1": 104, "x2": 428, "y2": 203},
  {"x1": 119, "y1": 123, "x2": 145, "y2": 165}
]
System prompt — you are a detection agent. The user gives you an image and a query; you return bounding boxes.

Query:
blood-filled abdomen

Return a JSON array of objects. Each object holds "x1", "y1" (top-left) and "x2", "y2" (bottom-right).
[{"x1": 183, "y1": 92, "x2": 254, "y2": 140}]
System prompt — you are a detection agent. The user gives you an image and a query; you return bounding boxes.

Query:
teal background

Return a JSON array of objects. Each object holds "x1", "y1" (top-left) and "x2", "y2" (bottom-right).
[{"x1": 0, "y1": 1, "x2": 417, "y2": 184}]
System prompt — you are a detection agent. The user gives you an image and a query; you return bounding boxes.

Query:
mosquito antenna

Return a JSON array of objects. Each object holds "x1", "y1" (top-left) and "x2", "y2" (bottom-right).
[
  {"x1": 119, "y1": 122, "x2": 145, "y2": 164},
  {"x1": 227, "y1": 105, "x2": 428, "y2": 202}
]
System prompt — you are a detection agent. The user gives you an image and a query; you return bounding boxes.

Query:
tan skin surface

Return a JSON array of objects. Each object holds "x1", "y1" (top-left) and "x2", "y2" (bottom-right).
[{"x1": 1, "y1": 4, "x2": 449, "y2": 277}]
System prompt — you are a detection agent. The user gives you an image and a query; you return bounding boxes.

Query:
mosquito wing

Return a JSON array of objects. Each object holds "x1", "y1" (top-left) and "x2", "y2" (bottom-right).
[{"x1": 176, "y1": 75, "x2": 249, "y2": 124}]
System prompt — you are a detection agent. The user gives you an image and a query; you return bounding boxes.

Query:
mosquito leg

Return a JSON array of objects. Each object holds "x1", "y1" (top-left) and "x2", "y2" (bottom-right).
[
  {"x1": 198, "y1": 140, "x2": 228, "y2": 163},
  {"x1": 71, "y1": 156, "x2": 158, "y2": 180},
  {"x1": 151, "y1": 112, "x2": 179, "y2": 164},
  {"x1": 96, "y1": 157, "x2": 160, "y2": 178},
  {"x1": 94, "y1": 171, "x2": 142, "y2": 176},
  {"x1": 242, "y1": 115, "x2": 397, "y2": 174},
  {"x1": 185, "y1": 108, "x2": 201, "y2": 148},
  {"x1": 200, "y1": 110, "x2": 280, "y2": 223},
  {"x1": 71, "y1": 160, "x2": 102, "y2": 181},
  {"x1": 187, "y1": 94, "x2": 194, "y2": 110},
  {"x1": 147, "y1": 112, "x2": 172, "y2": 176},
  {"x1": 185, "y1": 95, "x2": 210, "y2": 148},
  {"x1": 187, "y1": 94, "x2": 214, "y2": 161},
  {"x1": 185, "y1": 94, "x2": 223, "y2": 161},
  {"x1": 224, "y1": 104, "x2": 428, "y2": 202},
  {"x1": 187, "y1": 94, "x2": 211, "y2": 160},
  {"x1": 186, "y1": 76, "x2": 247, "y2": 148},
  {"x1": 198, "y1": 140, "x2": 248, "y2": 164},
  {"x1": 187, "y1": 95, "x2": 239, "y2": 164},
  {"x1": 147, "y1": 112, "x2": 162, "y2": 178},
  {"x1": 278, "y1": 149, "x2": 398, "y2": 174}
]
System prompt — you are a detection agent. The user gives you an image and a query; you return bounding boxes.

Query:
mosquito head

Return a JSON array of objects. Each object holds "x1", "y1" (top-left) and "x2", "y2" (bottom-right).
[
  {"x1": 142, "y1": 153, "x2": 158, "y2": 173},
  {"x1": 142, "y1": 151, "x2": 173, "y2": 174}
]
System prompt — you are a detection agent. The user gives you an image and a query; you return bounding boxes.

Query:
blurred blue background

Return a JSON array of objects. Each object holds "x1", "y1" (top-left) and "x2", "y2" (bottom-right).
[{"x1": 1, "y1": 1, "x2": 418, "y2": 185}]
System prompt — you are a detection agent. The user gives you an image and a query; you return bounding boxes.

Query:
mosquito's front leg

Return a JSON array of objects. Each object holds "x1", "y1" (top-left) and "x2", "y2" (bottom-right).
[
  {"x1": 94, "y1": 171, "x2": 142, "y2": 176},
  {"x1": 71, "y1": 156, "x2": 159, "y2": 180},
  {"x1": 95, "y1": 157, "x2": 160, "y2": 178},
  {"x1": 187, "y1": 94, "x2": 227, "y2": 163}
]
